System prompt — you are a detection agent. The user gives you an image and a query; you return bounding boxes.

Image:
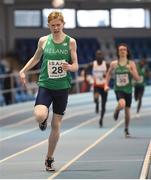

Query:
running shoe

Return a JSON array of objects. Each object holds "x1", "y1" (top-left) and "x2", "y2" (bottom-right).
[
  {"x1": 45, "y1": 157, "x2": 55, "y2": 171},
  {"x1": 39, "y1": 119, "x2": 47, "y2": 131},
  {"x1": 99, "y1": 118, "x2": 103, "y2": 127},
  {"x1": 125, "y1": 128, "x2": 131, "y2": 138},
  {"x1": 113, "y1": 108, "x2": 120, "y2": 121}
]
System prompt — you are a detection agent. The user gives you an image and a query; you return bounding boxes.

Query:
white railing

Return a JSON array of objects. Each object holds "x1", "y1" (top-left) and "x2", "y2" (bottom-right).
[{"x1": 0, "y1": 64, "x2": 88, "y2": 105}]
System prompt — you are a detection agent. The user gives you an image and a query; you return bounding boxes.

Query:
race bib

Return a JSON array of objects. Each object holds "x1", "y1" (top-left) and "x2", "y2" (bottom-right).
[
  {"x1": 47, "y1": 60, "x2": 67, "y2": 79},
  {"x1": 93, "y1": 71, "x2": 105, "y2": 85},
  {"x1": 96, "y1": 75, "x2": 105, "y2": 84},
  {"x1": 116, "y1": 74, "x2": 129, "y2": 86}
]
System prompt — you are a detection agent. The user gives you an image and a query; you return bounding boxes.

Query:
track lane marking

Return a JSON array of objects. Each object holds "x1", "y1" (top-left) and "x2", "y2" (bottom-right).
[
  {"x1": 1, "y1": 106, "x2": 151, "y2": 142},
  {"x1": 0, "y1": 115, "x2": 100, "y2": 163},
  {"x1": 140, "y1": 140, "x2": 151, "y2": 179},
  {"x1": 0, "y1": 109, "x2": 95, "y2": 142},
  {"x1": 0, "y1": 102, "x2": 94, "y2": 126},
  {"x1": 47, "y1": 110, "x2": 151, "y2": 179},
  {"x1": 0, "y1": 108, "x2": 32, "y2": 120},
  {"x1": 48, "y1": 120, "x2": 124, "y2": 179}
]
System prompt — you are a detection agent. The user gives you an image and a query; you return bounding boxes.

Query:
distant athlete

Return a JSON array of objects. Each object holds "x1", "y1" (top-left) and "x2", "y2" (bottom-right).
[
  {"x1": 86, "y1": 50, "x2": 108, "y2": 127},
  {"x1": 133, "y1": 59, "x2": 149, "y2": 116},
  {"x1": 105, "y1": 43, "x2": 140, "y2": 137},
  {"x1": 19, "y1": 11, "x2": 78, "y2": 171}
]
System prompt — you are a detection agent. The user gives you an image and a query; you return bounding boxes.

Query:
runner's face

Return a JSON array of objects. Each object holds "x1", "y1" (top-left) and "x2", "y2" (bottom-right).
[
  {"x1": 48, "y1": 19, "x2": 64, "y2": 34},
  {"x1": 118, "y1": 46, "x2": 128, "y2": 58},
  {"x1": 96, "y1": 52, "x2": 103, "y2": 64}
]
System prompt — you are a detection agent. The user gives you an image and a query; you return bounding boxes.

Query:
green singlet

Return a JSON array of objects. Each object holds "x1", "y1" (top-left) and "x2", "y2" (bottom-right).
[
  {"x1": 38, "y1": 34, "x2": 72, "y2": 90},
  {"x1": 134, "y1": 63, "x2": 145, "y2": 87},
  {"x1": 114, "y1": 61, "x2": 132, "y2": 94}
]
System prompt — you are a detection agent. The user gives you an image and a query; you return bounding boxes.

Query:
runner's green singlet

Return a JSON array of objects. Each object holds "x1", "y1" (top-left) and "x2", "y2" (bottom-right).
[
  {"x1": 38, "y1": 35, "x2": 72, "y2": 90},
  {"x1": 114, "y1": 61, "x2": 132, "y2": 93},
  {"x1": 134, "y1": 63, "x2": 145, "y2": 87}
]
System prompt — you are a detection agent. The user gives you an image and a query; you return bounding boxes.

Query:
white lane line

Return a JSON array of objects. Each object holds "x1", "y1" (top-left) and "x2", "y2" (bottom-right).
[
  {"x1": 69, "y1": 159, "x2": 143, "y2": 163},
  {"x1": 3, "y1": 159, "x2": 143, "y2": 165},
  {"x1": 0, "y1": 103, "x2": 94, "y2": 129},
  {"x1": 1, "y1": 107, "x2": 151, "y2": 142},
  {"x1": 60, "y1": 116, "x2": 98, "y2": 136},
  {"x1": 139, "y1": 140, "x2": 151, "y2": 179},
  {"x1": 0, "y1": 99, "x2": 92, "y2": 121},
  {"x1": 0, "y1": 107, "x2": 150, "y2": 163},
  {"x1": 1, "y1": 117, "x2": 35, "y2": 129},
  {"x1": 48, "y1": 109, "x2": 151, "y2": 179},
  {"x1": 48, "y1": 120, "x2": 124, "y2": 179},
  {"x1": 2, "y1": 99, "x2": 150, "y2": 129},
  {"x1": 0, "y1": 140, "x2": 47, "y2": 164},
  {"x1": 0, "y1": 115, "x2": 99, "y2": 163},
  {"x1": 0, "y1": 127, "x2": 38, "y2": 142},
  {"x1": 0, "y1": 109, "x2": 95, "y2": 142},
  {"x1": 0, "y1": 108, "x2": 32, "y2": 120},
  {"x1": 0, "y1": 88, "x2": 150, "y2": 120},
  {"x1": 1, "y1": 99, "x2": 150, "y2": 128}
]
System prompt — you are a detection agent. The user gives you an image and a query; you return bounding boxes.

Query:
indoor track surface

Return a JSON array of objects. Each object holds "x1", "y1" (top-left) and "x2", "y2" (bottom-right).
[{"x1": 0, "y1": 87, "x2": 151, "y2": 179}]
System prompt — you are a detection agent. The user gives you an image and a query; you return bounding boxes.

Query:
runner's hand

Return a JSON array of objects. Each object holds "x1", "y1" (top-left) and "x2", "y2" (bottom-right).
[
  {"x1": 104, "y1": 84, "x2": 110, "y2": 91},
  {"x1": 62, "y1": 62, "x2": 72, "y2": 71},
  {"x1": 19, "y1": 71, "x2": 26, "y2": 86},
  {"x1": 126, "y1": 64, "x2": 133, "y2": 74}
]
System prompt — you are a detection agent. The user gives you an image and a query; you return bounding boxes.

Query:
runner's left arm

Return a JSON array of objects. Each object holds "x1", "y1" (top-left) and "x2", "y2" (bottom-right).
[
  {"x1": 128, "y1": 61, "x2": 140, "y2": 81},
  {"x1": 62, "y1": 38, "x2": 79, "y2": 72}
]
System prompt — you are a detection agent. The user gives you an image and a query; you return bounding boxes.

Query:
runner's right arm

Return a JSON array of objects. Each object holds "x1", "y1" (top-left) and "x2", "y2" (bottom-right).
[
  {"x1": 105, "y1": 60, "x2": 117, "y2": 91},
  {"x1": 19, "y1": 37, "x2": 44, "y2": 85}
]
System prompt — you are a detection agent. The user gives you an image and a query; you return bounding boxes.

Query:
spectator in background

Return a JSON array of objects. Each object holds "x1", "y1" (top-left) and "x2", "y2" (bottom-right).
[
  {"x1": 0, "y1": 56, "x2": 6, "y2": 105},
  {"x1": 0, "y1": 57, "x2": 6, "y2": 89},
  {"x1": 1, "y1": 57, "x2": 12, "y2": 105},
  {"x1": 79, "y1": 68, "x2": 92, "y2": 93}
]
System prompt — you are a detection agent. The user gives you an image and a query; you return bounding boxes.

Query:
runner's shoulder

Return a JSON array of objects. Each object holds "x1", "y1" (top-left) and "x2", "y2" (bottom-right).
[
  {"x1": 38, "y1": 35, "x2": 49, "y2": 49},
  {"x1": 111, "y1": 60, "x2": 118, "y2": 68}
]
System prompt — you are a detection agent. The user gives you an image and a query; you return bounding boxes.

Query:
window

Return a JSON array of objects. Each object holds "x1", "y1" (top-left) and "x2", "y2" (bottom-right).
[
  {"x1": 42, "y1": 9, "x2": 76, "y2": 28},
  {"x1": 77, "y1": 10, "x2": 109, "y2": 27},
  {"x1": 111, "y1": 8, "x2": 150, "y2": 28},
  {"x1": 14, "y1": 10, "x2": 41, "y2": 27}
]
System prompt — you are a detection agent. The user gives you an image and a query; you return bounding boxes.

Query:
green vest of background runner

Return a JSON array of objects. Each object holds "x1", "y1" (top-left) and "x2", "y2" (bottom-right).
[{"x1": 134, "y1": 63, "x2": 145, "y2": 87}]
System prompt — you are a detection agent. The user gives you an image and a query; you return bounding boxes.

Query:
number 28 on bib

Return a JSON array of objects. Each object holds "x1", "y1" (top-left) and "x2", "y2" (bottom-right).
[{"x1": 47, "y1": 60, "x2": 67, "y2": 79}]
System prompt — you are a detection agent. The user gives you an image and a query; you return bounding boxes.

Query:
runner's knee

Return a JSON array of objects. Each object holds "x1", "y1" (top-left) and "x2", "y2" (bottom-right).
[
  {"x1": 119, "y1": 99, "x2": 126, "y2": 109},
  {"x1": 34, "y1": 106, "x2": 48, "y2": 123}
]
